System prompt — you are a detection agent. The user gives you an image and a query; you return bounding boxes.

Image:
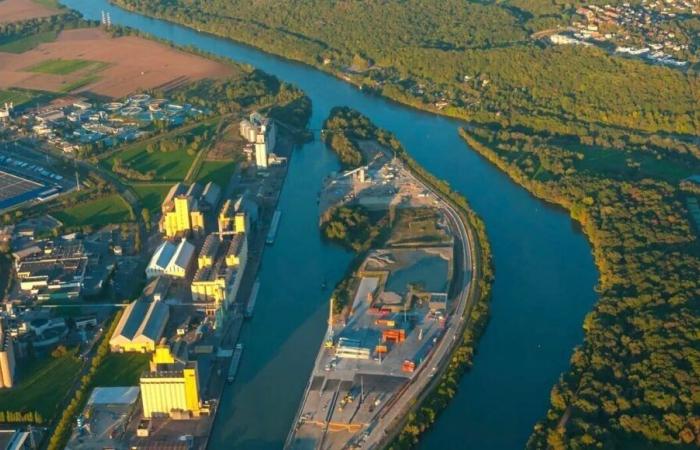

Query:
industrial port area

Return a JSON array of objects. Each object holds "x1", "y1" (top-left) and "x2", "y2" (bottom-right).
[
  {"x1": 0, "y1": 99, "x2": 292, "y2": 449},
  {"x1": 288, "y1": 143, "x2": 473, "y2": 449}
]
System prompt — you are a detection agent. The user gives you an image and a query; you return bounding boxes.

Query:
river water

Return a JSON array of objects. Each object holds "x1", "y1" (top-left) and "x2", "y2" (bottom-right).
[{"x1": 58, "y1": 1, "x2": 599, "y2": 448}]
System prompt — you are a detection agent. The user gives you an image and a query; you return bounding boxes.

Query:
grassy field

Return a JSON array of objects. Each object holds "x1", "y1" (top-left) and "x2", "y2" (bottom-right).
[
  {"x1": 110, "y1": 145, "x2": 196, "y2": 182},
  {"x1": 92, "y1": 353, "x2": 150, "y2": 387},
  {"x1": 131, "y1": 183, "x2": 172, "y2": 214},
  {"x1": 0, "y1": 88, "x2": 53, "y2": 108},
  {"x1": 388, "y1": 207, "x2": 451, "y2": 246},
  {"x1": 575, "y1": 147, "x2": 697, "y2": 183},
  {"x1": 60, "y1": 74, "x2": 101, "y2": 93},
  {"x1": 53, "y1": 193, "x2": 132, "y2": 228},
  {"x1": 0, "y1": 353, "x2": 81, "y2": 422},
  {"x1": 106, "y1": 121, "x2": 218, "y2": 182},
  {"x1": 0, "y1": 30, "x2": 58, "y2": 53},
  {"x1": 195, "y1": 160, "x2": 236, "y2": 188},
  {"x1": 27, "y1": 58, "x2": 98, "y2": 75}
]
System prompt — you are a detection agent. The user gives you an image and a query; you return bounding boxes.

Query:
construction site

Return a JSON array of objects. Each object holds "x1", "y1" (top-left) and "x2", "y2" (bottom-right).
[
  {"x1": 318, "y1": 141, "x2": 439, "y2": 217},
  {"x1": 289, "y1": 143, "x2": 461, "y2": 450}
]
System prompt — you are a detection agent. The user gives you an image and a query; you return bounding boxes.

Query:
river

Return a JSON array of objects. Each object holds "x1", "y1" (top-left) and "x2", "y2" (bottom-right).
[{"x1": 58, "y1": 1, "x2": 599, "y2": 448}]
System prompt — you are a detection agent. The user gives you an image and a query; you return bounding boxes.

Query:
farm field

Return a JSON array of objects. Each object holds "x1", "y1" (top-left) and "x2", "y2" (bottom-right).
[
  {"x1": 53, "y1": 193, "x2": 132, "y2": 228},
  {"x1": 0, "y1": 0, "x2": 61, "y2": 24},
  {"x1": 0, "y1": 30, "x2": 58, "y2": 53},
  {"x1": 0, "y1": 353, "x2": 81, "y2": 422},
  {"x1": 27, "y1": 58, "x2": 105, "y2": 75},
  {"x1": 0, "y1": 87, "x2": 53, "y2": 107},
  {"x1": 0, "y1": 28, "x2": 234, "y2": 97}
]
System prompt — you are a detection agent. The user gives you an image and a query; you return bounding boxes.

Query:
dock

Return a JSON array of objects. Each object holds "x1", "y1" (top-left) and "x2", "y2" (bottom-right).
[
  {"x1": 245, "y1": 279, "x2": 260, "y2": 318},
  {"x1": 266, "y1": 209, "x2": 282, "y2": 244},
  {"x1": 228, "y1": 343, "x2": 244, "y2": 383}
]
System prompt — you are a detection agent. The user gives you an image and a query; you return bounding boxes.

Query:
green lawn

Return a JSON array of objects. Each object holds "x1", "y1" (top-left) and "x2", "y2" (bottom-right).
[
  {"x1": 0, "y1": 354, "x2": 81, "y2": 422},
  {"x1": 53, "y1": 193, "x2": 132, "y2": 228},
  {"x1": 111, "y1": 145, "x2": 196, "y2": 181},
  {"x1": 131, "y1": 183, "x2": 173, "y2": 214},
  {"x1": 92, "y1": 353, "x2": 150, "y2": 387},
  {"x1": 195, "y1": 160, "x2": 236, "y2": 188},
  {"x1": 26, "y1": 58, "x2": 98, "y2": 75},
  {"x1": 105, "y1": 119, "x2": 219, "y2": 182},
  {"x1": 0, "y1": 30, "x2": 58, "y2": 53}
]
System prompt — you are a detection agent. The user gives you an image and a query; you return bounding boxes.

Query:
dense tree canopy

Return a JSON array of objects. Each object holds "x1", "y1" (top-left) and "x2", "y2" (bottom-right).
[
  {"x1": 462, "y1": 126, "x2": 700, "y2": 449},
  {"x1": 114, "y1": 0, "x2": 699, "y2": 135}
]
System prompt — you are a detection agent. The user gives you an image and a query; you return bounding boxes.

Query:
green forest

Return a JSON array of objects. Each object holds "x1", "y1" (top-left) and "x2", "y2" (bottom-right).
[
  {"x1": 322, "y1": 106, "x2": 402, "y2": 168},
  {"x1": 461, "y1": 125, "x2": 700, "y2": 449},
  {"x1": 112, "y1": 0, "x2": 699, "y2": 136}
]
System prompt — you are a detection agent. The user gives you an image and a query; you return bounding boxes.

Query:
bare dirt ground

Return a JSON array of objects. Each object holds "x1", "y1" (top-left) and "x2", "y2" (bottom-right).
[
  {"x1": 0, "y1": 28, "x2": 235, "y2": 98},
  {"x1": 0, "y1": 0, "x2": 60, "y2": 24}
]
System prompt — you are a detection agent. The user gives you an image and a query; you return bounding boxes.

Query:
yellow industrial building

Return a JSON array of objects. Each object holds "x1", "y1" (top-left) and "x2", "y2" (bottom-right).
[
  {"x1": 140, "y1": 340, "x2": 201, "y2": 419},
  {"x1": 217, "y1": 199, "x2": 247, "y2": 235},
  {"x1": 160, "y1": 182, "x2": 220, "y2": 239},
  {"x1": 163, "y1": 197, "x2": 204, "y2": 238},
  {"x1": 191, "y1": 233, "x2": 247, "y2": 328},
  {"x1": 218, "y1": 195, "x2": 258, "y2": 236}
]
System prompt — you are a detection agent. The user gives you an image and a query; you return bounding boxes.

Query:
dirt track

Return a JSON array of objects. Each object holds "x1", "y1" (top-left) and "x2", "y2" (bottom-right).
[
  {"x1": 0, "y1": 0, "x2": 60, "y2": 24},
  {"x1": 0, "y1": 28, "x2": 235, "y2": 98}
]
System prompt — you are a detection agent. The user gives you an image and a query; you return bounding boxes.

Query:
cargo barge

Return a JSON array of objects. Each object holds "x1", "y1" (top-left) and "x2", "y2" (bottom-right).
[
  {"x1": 228, "y1": 343, "x2": 244, "y2": 383},
  {"x1": 266, "y1": 210, "x2": 282, "y2": 244},
  {"x1": 245, "y1": 279, "x2": 260, "y2": 318}
]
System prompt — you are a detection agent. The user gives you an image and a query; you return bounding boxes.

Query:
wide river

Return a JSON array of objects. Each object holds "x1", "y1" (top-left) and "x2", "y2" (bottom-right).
[{"x1": 59, "y1": 1, "x2": 598, "y2": 448}]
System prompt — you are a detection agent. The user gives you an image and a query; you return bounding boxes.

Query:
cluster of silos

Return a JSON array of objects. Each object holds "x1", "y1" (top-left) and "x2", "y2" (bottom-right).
[{"x1": 239, "y1": 119, "x2": 259, "y2": 144}]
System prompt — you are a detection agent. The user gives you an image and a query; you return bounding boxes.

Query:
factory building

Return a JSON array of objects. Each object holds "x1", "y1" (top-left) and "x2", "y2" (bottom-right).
[
  {"x1": 0, "y1": 320, "x2": 15, "y2": 388},
  {"x1": 217, "y1": 194, "x2": 259, "y2": 236},
  {"x1": 14, "y1": 242, "x2": 89, "y2": 299},
  {"x1": 160, "y1": 182, "x2": 220, "y2": 238},
  {"x1": 240, "y1": 112, "x2": 276, "y2": 169},
  {"x1": 146, "y1": 239, "x2": 195, "y2": 279},
  {"x1": 191, "y1": 234, "x2": 247, "y2": 327},
  {"x1": 335, "y1": 337, "x2": 371, "y2": 360},
  {"x1": 139, "y1": 340, "x2": 201, "y2": 418},
  {"x1": 109, "y1": 278, "x2": 171, "y2": 353}
]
